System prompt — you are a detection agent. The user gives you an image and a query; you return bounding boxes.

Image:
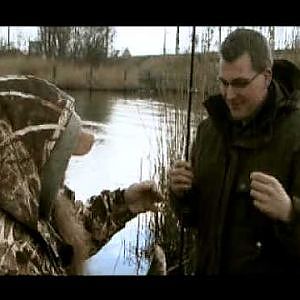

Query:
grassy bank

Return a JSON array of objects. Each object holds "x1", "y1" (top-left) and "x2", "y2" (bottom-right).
[
  {"x1": 0, "y1": 54, "x2": 190, "y2": 91},
  {"x1": 0, "y1": 54, "x2": 220, "y2": 100},
  {"x1": 0, "y1": 50, "x2": 299, "y2": 93}
]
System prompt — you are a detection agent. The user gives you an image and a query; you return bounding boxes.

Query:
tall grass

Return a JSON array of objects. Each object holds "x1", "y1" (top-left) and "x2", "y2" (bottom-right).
[
  {"x1": 116, "y1": 86, "x2": 203, "y2": 274},
  {"x1": 0, "y1": 53, "x2": 218, "y2": 93},
  {"x1": 143, "y1": 48, "x2": 229, "y2": 274},
  {"x1": 141, "y1": 69, "x2": 210, "y2": 274},
  {"x1": 0, "y1": 49, "x2": 299, "y2": 92},
  {"x1": 149, "y1": 91, "x2": 200, "y2": 274}
]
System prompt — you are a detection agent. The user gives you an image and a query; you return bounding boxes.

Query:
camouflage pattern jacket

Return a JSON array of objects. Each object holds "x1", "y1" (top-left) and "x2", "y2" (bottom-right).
[{"x1": 0, "y1": 75, "x2": 135, "y2": 275}]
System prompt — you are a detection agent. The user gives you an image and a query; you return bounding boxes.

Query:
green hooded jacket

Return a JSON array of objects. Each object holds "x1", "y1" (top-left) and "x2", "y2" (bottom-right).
[{"x1": 171, "y1": 60, "x2": 300, "y2": 275}]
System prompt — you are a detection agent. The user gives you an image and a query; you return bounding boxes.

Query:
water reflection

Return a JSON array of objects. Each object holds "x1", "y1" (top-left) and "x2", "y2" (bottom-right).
[
  {"x1": 69, "y1": 90, "x2": 114, "y2": 124},
  {"x1": 65, "y1": 90, "x2": 195, "y2": 275}
]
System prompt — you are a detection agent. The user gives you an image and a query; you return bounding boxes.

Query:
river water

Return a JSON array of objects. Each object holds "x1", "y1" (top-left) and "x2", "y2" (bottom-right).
[{"x1": 64, "y1": 90, "x2": 198, "y2": 275}]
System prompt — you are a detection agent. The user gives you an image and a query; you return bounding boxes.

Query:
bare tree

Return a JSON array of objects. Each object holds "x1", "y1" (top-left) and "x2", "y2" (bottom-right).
[
  {"x1": 69, "y1": 27, "x2": 82, "y2": 59},
  {"x1": 268, "y1": 26, "x2": 275, "y2": 50},
  {"x1": 7, "y1": 27, "x2": 10, "y2": 50},
  {"x1": 176, "y1": 26, "x2": 180, "y2": 55},
  {"x1": 39, "y1": 27, "x2": 71, "y2": 58},
  {"x1": 68, "y1": 27, "x2": 115, "y2": 62},
  {"x1": 291, "y1": 26, "x2": 299, "y2": 50},
  {"x1": 38, "y1": 26, "x2": 115, "y2": 61},
  {"x1": 296, "y1": 27, "x2": 300, "y2": 49},
  {"x1": 202, "y1": 27, "x2": 214, "y2": 53},
  {"x1": 163, "y1": 28, "x2": 166, "y2": 55},
  {"x1": 80, "y1": 27, "x2": 114, "y2": 63}
]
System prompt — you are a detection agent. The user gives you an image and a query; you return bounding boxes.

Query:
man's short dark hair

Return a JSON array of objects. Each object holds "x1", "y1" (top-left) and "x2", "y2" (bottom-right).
[{"x1": 220, "y1": 28, "x2": 273, "y2": 72}]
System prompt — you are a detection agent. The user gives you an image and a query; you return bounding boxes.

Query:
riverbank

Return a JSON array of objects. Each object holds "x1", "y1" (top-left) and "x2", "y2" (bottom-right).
[{"x1": 0, "y1": 49, "x2": 299, "y2": 93}]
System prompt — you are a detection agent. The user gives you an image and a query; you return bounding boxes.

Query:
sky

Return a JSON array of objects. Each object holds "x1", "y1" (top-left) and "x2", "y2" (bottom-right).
[
  {"x1": 114, "y1": 26, "x2": 193, "y2": 56},
  {"x1": 113, "y1": 27, "x2": 299, "y2": 55},
  {"x1": 0, "y1": 26, "x2": 38, "y2": 49},
  {"x1": 0, "y1": 26, "x2": 298, "y2": 56},
  {"x1": 0, "y1": 26, "x2": 194, "y2": 55}
]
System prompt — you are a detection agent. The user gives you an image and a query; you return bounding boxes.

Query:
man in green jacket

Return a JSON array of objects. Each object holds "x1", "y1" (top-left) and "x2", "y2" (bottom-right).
[
  {"x1": 0, "y1": 75, "x2": 162, "y2": 275},
  {"x1": 168, "y1": 28, "x2": 300, "y2": 275}
]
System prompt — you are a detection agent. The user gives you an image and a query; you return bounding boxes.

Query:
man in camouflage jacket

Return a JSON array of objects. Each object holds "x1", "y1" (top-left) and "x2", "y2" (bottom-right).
[{"x1": 0, "y1": 75, "x2": 162, "y2": 275}]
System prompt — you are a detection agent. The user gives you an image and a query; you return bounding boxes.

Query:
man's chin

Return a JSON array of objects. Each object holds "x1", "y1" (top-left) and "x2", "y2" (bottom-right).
[{"x1": 230, "y1": 111, "x2": 246, "y2": 121}]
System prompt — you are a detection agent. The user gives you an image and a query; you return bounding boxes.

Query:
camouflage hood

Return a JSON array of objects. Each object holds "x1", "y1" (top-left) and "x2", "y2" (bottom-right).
[{"x1": 0, "y1": 75, "x2": 81, "y2": 231}]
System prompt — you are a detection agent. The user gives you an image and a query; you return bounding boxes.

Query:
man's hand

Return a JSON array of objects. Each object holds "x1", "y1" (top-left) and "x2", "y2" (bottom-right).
[
  {"x1": 250, "y1": 172, "x2": 293, "y2": 222},
  {"x1": 124, "y1": 181, "x2": 163, "y2": 214},
  {"x1": 168, "y1": 160, "x2": 193, "y2": 198}
]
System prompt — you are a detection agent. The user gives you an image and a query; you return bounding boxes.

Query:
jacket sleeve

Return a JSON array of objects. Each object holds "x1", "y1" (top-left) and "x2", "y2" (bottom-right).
[
  {"x1": 274, "y1": 148, "x2": 300, "y2": 261},
  {"x1": 64, "y1": 186, "x2": 136, "y2": 258}
]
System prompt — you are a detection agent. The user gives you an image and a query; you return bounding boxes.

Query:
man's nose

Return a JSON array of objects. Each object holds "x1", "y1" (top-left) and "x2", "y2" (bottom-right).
[{"x1": 225, "y1": 84, "x2": 237, "y2": 100}]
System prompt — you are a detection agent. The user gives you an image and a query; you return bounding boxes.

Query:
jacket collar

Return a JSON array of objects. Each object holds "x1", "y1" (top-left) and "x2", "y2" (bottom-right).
[{"x1": 204, "y1": 80, "x2": 295, "y2": 149}]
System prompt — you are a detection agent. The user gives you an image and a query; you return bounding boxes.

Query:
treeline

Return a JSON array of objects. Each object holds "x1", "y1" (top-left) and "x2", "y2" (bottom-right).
[
  {"x1": 0, "y1": 27, "x2": 117, "y2": 64},
  {"x1": 37, "y1": 27, "x2": 116, "y2": 63}
]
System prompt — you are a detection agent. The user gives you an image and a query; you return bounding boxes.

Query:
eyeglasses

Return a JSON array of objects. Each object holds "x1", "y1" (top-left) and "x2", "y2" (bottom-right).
[{"x1": 217, "y1": 72, "x2": 261, "y2": 90}]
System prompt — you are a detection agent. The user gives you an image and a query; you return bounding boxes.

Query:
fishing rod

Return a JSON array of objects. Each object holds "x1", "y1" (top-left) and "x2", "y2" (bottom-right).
[
  {"x1": 179, "y1": 25, "x2": 196, "y2": 274},
  {"x1": 185, "y1": 26, "x2": 196, "y2": 161}
]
